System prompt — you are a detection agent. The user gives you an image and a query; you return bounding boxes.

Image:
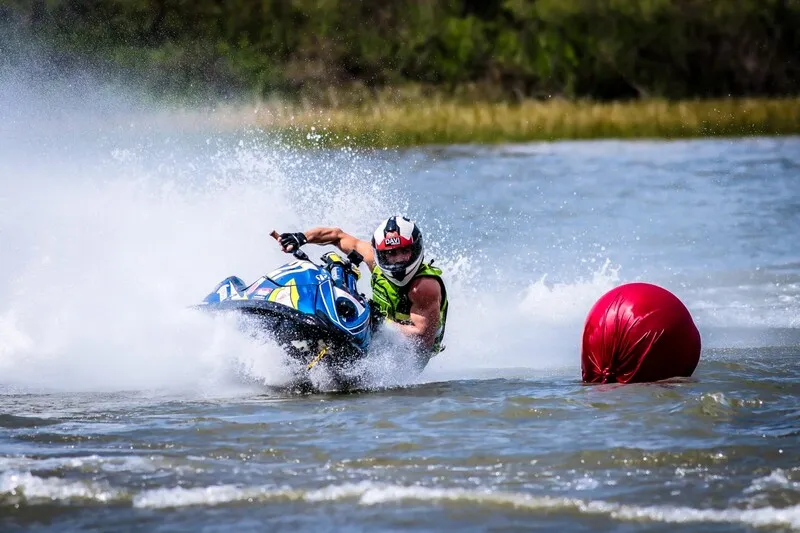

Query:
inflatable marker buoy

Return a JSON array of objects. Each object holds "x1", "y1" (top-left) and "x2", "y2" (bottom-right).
[{"x1": 581, "y1": 283, "x2": 701, "y2": 384}]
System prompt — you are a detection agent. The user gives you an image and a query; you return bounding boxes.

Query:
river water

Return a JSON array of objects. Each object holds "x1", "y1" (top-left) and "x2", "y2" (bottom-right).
[{"x1": 0, "y1": 77, "x2": 799, "y2": 531}]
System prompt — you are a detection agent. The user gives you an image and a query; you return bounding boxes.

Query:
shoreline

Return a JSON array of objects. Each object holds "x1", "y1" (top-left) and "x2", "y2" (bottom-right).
[
  {"x1": 237, "y1": 96, "x2": 800, "y2": 148},
  {"x1": 41, "y1": 96, "x2": 798, "y2": 148}
]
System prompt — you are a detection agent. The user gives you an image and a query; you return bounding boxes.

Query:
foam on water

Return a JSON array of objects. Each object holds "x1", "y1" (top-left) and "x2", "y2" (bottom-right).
[
  {"x1": 5, "y1": 475, "x2": 797, "y2": 529},
  {"x1": 0, "y1": 454, "x2": 166, "y2": 475},
  {"x1": 0, "y1": 471, "x2": 121, "y2": 504},
  {"x1": 129, "y1": 481, "x2": 800, "y2": 529}
]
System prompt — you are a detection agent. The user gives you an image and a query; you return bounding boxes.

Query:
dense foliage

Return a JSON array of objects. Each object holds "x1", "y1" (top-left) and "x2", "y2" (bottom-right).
[{"x1": 2, "y1": 0, "x2": 799, "y2": 102}]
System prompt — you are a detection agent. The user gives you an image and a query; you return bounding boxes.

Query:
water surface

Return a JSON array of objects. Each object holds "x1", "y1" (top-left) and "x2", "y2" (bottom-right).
[{"x1": 1, "y1": 114, "x2": 798, "y2": 531}]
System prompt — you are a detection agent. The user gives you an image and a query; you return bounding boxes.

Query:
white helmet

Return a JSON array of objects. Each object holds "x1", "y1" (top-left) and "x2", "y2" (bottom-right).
[{"x1": 371, "y1": 216, "x2": 424, "y2": 287}]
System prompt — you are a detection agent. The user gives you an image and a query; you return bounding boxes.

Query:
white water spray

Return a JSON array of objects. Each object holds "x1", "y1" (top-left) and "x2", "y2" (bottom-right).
[{"x1": 0, "y1": 56, "x2": 623, "y2": 393}]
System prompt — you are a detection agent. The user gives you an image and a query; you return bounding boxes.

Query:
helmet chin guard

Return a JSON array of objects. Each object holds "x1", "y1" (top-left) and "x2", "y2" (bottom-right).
[{"x1": 371, "y1": 216, "x2": 424, "y2": 287}]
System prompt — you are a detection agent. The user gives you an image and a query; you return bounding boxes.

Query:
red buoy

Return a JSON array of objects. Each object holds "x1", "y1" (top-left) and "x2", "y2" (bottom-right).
[{"x1": 581, "y1": 283, "x2": 701, "y2": 384}]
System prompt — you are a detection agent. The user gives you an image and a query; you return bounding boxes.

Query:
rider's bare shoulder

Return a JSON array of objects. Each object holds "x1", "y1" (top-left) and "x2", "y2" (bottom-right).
[{"x1": 408, "y1": 277, "x2": 441, "y2": 306}]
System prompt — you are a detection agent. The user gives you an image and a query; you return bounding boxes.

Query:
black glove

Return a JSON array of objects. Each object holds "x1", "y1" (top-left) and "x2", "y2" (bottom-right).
[{"x1": 279, "y1": 232, "x2": 307, "y2": 252}]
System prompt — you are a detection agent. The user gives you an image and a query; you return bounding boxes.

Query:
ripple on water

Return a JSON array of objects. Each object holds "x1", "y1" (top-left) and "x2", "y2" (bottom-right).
[
  {"x1": 0, "y1": 414, "x2": 62, "y2": 429},
  {"x1": 6, "y1": 476, "x2": 797, "y2": 531}
]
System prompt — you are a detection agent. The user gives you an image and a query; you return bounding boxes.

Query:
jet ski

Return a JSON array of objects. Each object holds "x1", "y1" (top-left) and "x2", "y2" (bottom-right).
[{"x1": 196, "y1": 239, "x2": 375, "y2": 389}]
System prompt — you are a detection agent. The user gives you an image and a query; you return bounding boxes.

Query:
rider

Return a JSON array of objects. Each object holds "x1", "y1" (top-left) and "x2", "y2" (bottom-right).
[{"x1": 279, "y1": 216, "x2": 448, "y2": 364}]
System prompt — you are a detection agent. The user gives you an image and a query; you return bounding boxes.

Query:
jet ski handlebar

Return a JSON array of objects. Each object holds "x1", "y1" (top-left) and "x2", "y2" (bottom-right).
[{"x1": 270, "y1": 229, "x2": 363, "y2": 272}]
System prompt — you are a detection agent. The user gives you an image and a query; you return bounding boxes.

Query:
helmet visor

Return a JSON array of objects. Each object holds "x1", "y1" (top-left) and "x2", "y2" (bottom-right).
[
  {"x1": 376, "y1": 245, "x2": 421, "y2": 275},
  {"x1": 380, "y1": 247, "x2": 413, "y2": 264}
]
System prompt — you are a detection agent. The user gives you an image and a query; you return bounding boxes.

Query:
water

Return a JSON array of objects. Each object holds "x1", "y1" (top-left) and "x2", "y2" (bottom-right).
[{"x1": 1, "y1": 69, "x2": 799, "y2": 532}]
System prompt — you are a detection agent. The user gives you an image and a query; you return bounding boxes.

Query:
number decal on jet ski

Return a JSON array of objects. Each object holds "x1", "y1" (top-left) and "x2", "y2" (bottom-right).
[
  {"x1": 216, "y1": 284, "x2": 230, "y2": 300},
  {"x1": 217, "y1": 281, "x2": 247, "y2": 301}
]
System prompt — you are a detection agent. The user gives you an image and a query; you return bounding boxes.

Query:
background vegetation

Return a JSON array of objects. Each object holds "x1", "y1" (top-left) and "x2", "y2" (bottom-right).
[{"x1": 3, "y1": 0, "x2": 798, "y2": 104}]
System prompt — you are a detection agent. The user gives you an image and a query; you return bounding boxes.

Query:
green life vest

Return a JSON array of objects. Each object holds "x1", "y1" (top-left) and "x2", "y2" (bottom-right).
[{"x1": 370, "y1": 263, "x2": 448, "y2": 355}]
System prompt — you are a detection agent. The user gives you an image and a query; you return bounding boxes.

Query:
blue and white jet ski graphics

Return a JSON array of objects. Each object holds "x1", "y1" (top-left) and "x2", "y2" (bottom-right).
[{"x1": 197, "y1": 248, "x2": 373, "y2": 383}]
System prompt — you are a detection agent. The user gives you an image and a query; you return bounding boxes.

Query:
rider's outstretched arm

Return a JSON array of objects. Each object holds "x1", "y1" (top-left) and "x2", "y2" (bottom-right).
[{"x1": 292, "y1": 227, "x2": 375, "y2": 270}]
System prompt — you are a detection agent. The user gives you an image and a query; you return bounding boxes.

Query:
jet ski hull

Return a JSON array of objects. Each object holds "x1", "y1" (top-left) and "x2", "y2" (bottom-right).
[
  {"x1": 201, "y1": 299, "x2": 367, "y2": 369},
  {"x1": 197, "y1": 255, "x2": 373, "y2": 390}
]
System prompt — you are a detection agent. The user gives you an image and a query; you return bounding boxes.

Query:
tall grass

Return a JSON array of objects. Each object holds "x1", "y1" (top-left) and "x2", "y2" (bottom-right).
[{"x1": 247, "y1": 97, "x2": 800, "y2": 147}]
